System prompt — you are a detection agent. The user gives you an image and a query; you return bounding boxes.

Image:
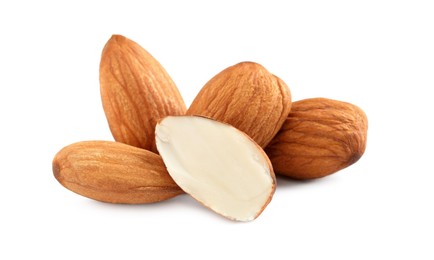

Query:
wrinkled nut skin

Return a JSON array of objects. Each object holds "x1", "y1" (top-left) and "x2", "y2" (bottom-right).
[
  {"x1": 265, "y1": 98, "x2": 368, "y2": 180},
  {"x1": 53, "y1": 141, "x2": 183, "y2": 204},
  {"x1": 187, "y1": 62, "x2": 292, "y2": 148},
  {"x1": 100, "y1": 35, "x2": 186, "y2": 153}
]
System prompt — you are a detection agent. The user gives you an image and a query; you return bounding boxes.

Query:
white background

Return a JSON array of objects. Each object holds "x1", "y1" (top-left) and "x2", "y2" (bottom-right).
[{"x1": 1, "y1": 0, "x2": 433, "y2": 259}]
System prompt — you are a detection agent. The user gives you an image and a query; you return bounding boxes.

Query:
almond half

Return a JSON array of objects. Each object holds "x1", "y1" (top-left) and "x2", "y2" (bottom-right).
[
  {"x1": 100, "y1": 35, "x2": 186, "y2": 153},
  {"x1": 53, "y1": 141, "x2": 183, "y2": 203},
  {"x1": 265, "y1": 98, "x2": 368, "y2": 179},
  {"x1": 187, "y1": 62, "x2": 292, "y2": 148},
  {"x1": 155, "y1": 116, "x2": 276, "y2": 221}
]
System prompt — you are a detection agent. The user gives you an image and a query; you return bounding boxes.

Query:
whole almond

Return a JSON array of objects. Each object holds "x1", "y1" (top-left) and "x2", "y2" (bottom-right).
[
  {"x1": 187, "y1": 62, "x2": 292, "y2": 148},
  {"x1": 100, "y1": 35, "x2": 186, "y2": 153},
  {"x1": 265, "y1": 98, "x2": 368, "y2": 179},
  {"x1": 53, "y1": 141, "x2": 183, "y2": 204}
]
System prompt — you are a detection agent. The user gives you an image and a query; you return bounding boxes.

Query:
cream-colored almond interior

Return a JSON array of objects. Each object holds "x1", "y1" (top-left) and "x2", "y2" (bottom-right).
[{"x1": 155, "y1": 116, "x2": 275, "y2": 221}]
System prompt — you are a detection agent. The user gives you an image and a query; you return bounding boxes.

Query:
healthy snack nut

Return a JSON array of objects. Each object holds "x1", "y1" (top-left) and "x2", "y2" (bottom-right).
[
  {"x1": 155, "y1": 116, "x2": 276, "y2": 221},
  {"x1": 187, "y1": 61, "x2": 292, "y2": 148},
  {"x1": 100, "y1": 35, "x2": 186, "y2": 153},
  {"x1": 265, "y1": 98, "x2": 368, "y2": 180},
  {"x1": 53, "y1": 34, "x2": 368, "y2": 222},
  {"x1": 53, "y1": 141, "x2": 183, "y2": 204}
]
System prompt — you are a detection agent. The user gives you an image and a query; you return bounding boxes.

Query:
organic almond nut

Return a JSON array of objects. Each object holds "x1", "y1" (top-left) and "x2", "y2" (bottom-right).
[
  {"x1": 100, "y1": 35, "x2": 186, "y2": 153},
  {"x1": 187, "y1": 62, "x2": 292, "y2": 148},
  {"x1": 265, "y1": 98, "x2": 368, "y2": 180},
  {"x1": 155, "y1": 116, "x2": 276, "y2": 221},
  {"x1": 53, "y1": 141, "x2": 183, "y2": 204}
]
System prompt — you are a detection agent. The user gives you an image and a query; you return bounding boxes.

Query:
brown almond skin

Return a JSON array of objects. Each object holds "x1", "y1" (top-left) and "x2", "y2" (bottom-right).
[
  {"x1": 100, "y1": 35, "x2": 186, "y2": 153},
  {"x1": 53, "y1": 141, "x2": 183, "y2": 204},
  {"x1": 265, "y1": 98, "x2": 368, "y2": 180},
  {"x1": 187, "y1": 62, "x2": 292, "y2": 148}
]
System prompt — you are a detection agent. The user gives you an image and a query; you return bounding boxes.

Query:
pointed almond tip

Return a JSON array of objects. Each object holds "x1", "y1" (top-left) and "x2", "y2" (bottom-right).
[
  {"x1": 226, "y1": 62, "x2": 272, "y2": 79},
  {"x1": 52, "y1": 157, "x2": 61, "y2": 181},
  {"x1": 52, "y1": 147, "x2": 67, "y2": 184},
  {"x1": 110, "y1": 34, "x2": 125, "y2": 40},
  {"x1": 107, "y1": 34, "x2": 128, "y2": 46},
  {"x1": 236, "y1": 61, "x2": 260, "y2": 66},
  {"x1": 233, "y1": 61, "x2": 266, "y2": 70}
]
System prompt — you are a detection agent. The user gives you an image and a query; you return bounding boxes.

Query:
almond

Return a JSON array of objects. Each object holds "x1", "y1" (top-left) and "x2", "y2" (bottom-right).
[
  {"x1": 52, "y1": 141, "x2": 183, "y2": 204},
  {"x1": 187, "y1": 62, "x2": 292, "y2": 148},
  {"x1": 100, "y1": 35, "x2": 186, "y2": 153},
  {"x1": 265, "y1": 98, "x2": 368, "y2": 180},
  {"x1": 155, "y1": 116, "x2": 276, "y2": 221}
]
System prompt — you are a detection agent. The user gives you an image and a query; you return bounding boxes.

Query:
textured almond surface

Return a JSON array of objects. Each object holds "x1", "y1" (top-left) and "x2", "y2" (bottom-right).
[
  {"x1": 265, "y1": 98, "x2": 368, "y2": 179},
  {"x1": 53, "y1": 141, "x2": 183, "y2": 204},
  {"x1": 187, "y1": 62, "x2": 292, "y2": 148},
  {"x1": 100, "y1": 35, "x2": 186, "y2": 153}
]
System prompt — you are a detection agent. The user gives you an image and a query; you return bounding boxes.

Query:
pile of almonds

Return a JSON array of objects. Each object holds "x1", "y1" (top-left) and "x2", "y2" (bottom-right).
[{"x1": 53, "y1": 35, "x2": 368, "y2": 221}]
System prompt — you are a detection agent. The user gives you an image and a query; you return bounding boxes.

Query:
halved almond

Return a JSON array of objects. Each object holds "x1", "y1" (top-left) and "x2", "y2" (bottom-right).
[{"x1": 155, "y1": 116, "x2": 276, "y2": 221}]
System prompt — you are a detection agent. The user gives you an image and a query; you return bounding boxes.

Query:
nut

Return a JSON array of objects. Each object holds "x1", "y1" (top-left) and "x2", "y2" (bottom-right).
[
  {"x1": 52, "y1": 141, "x2": 183, "y2": 203},
  {"x1": 187, "y1": 61, "x2": 292, "y2": 148},
  {"x1": 155, "y1": 116, "x2": 276, "y2": 221},
  {"x1": 100, "y1": 35, "x2": 186, "y2": 153},
  {"x1": 265, "y1": 98, "x2": 368, "y2": 179}
]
